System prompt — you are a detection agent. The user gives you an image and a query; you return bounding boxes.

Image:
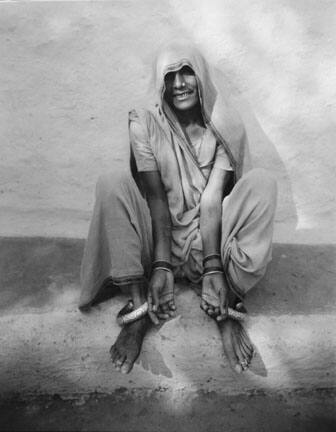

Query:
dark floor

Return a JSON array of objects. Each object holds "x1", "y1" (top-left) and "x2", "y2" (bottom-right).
[{"x1": 0, "y1": 388, "x2": 335, "y2": 432}]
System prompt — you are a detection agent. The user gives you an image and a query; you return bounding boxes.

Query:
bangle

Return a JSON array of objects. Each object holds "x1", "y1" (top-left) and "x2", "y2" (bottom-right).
[
  {"x1": 153, "y1": 266, "x2": 173, "y2": 274},
  {"x1": 203, "y1": 266, "x2": 223, "y2": 274},
  {"x1": 203, "y1": 254, "x2": 221, "y2": 266},
  {"x1": 202, "y1": 270, "x2": 224, "y2": 279},
  {"x1": 152, "y1": 260, "x2": 173, "y2": 271}
]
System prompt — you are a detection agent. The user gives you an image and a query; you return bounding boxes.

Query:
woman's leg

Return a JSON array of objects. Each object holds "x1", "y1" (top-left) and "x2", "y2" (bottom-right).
[
  {"x1": 79, "y1": 168, "x2": 153, "y2": 373},
  {"x1": 221, "y1": 168, "x2": 278, "y2": 298},
  {"x1": 218, "y1": 168, "x2": 277, "y2": 373},
  {"x1": 79, "y1": 168, "x2": 153, "y2": 309}
]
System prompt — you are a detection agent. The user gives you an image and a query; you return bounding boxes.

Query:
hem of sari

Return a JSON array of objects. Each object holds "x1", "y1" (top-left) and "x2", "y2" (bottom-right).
[
  {"x1": 112, "y1": 274, "x2": 146, "y2": 287},
  {"x1": 222, "y1": 245, "x2": 245, "y2": 301}
]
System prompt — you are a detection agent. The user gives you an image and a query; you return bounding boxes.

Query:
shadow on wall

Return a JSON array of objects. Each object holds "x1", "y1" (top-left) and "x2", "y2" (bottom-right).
[
  {"x1": 167, "y1": 0, "x2": 335, "y2": 237},
  {"x1": 212, "y1": 65, "x2": 298, "y2": 232}
]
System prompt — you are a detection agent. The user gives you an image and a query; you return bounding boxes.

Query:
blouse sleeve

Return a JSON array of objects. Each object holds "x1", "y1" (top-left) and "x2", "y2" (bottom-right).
[
  {"x1": 213, "y1": 142, "x2": 233, "y2": 171},
  {"x1": 129, "y1": 110, "x2": 158, "y2": 172}
]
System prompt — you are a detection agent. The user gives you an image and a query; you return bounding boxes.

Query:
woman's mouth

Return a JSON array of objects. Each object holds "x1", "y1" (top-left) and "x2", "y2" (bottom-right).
[{"x1": 174, "y1": 90, "x2": 193, "y2": 101}]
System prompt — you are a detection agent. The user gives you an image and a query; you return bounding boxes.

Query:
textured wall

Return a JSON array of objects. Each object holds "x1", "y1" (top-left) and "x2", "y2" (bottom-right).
[{"x1": 0, "y1": 0, "x2": 335, "y2": 242}]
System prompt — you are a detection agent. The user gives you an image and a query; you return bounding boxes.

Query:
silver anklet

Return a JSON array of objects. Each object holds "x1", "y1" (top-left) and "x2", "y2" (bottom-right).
[
  {"x1": 116, "y1": 301, "x2": 246, "y2": 326},
  {"x1": 227, "y1": 307, "x2": 246, "y2": 321},
  {"x1": 117, "y1": 302, "x2": 148, "y2": 326}
]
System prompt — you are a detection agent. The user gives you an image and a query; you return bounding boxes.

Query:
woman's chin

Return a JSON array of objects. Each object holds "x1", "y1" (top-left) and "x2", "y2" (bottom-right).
[{"x1": 173, "y1": 99, "x2": 198, "y2": 111}]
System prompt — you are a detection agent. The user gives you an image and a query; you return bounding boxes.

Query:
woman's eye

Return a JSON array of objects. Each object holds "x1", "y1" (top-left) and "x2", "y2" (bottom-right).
[
  {"x1": 165, "y1": 66, "x2": 195, "y2": 85},
  {"x1": 181, "y1": 66, "x2": 194, "y2": 76},
  {"x1": 165, "y1": 73, "x2": 174, "y2": 83}
]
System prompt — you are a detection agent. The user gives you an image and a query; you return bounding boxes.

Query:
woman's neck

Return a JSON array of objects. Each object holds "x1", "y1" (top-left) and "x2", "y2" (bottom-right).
[{"x1": 173, "y1": 104, "x2": 205, "y2": 128}]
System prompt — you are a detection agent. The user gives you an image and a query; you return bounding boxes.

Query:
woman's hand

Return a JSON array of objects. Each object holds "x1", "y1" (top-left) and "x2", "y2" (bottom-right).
[
  {"x1": 201, "y1": 272, "x2": 229, "y2": 321},
  {"x1": 148, "y1": 269, "x2": 176, "y2": 325}
]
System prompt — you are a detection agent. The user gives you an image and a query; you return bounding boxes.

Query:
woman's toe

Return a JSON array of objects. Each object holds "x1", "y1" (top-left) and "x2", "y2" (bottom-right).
[
  {"x1": 120, "y1": 360, "x2": 134, "y2": 374},
  {"x1": 115, "y1": 354, "x2": 126, "y2": 369}
]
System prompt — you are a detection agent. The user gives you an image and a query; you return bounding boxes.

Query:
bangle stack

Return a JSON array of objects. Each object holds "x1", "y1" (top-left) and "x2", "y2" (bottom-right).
[
  {"x1": 202, "y1": 253, "x2": 221, "y2": 266},
  {"x1": 202, "y1": 266, "x2": 224, "y2": 279},
  {"x1": 152, "y1": 260, "x2": 173, "y2": 274},
  {"x1": 202, "y1": 254, "x2": 223, "y2": 279}
]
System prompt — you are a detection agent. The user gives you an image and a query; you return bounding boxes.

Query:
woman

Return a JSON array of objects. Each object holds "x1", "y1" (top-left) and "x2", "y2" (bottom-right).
[{"x1": 79, "y1": 42, "x2": 277, "y2": 375}]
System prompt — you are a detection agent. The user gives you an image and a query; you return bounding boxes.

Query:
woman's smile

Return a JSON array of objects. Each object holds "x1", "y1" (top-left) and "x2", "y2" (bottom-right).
[{"x1": 174, "y1": 89, "x2": 194, "y2": 101}]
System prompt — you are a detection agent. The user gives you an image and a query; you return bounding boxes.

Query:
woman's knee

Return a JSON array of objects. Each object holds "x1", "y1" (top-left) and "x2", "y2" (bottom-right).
[
  {"x1": 96, "y1": 168, "x2": 132, "y2": 199},
  {"x1": 243, "y1": 168, "x2": 277, "y2": 201}
]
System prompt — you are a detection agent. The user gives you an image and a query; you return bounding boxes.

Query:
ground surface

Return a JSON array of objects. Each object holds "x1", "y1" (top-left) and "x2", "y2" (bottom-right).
[
  {"x1": 0, "y1": 237, "x2": 335, "y2": 430},
  {"x1": 0, "y1": 389, "x2": 335, "y2": 432}
]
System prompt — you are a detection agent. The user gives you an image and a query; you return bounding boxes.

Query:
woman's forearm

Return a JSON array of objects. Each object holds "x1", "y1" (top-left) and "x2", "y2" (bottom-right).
[
  {"x1": 139, "y1": 171, "x2": 172, "y2": 263},
  {"x1": 200, "y1": 168, "x2": 233, "y2": 258},
  {"x1": 200, "y1": 200, "x2": 222, "y2": 256},
  {"x1": 147, "y1": 196, "x2": 172, "y2": 262}
]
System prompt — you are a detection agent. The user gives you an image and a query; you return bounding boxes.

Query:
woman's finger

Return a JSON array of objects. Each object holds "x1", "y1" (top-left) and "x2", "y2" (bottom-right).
[
  {"x1": 200, "y1": 298, "x2": 208, "y2": 311},
  {"x1": 160, "y1": 303, "x2": 173, "y2": 318},
  {"x1": 168, "y1": 300, "x2": 176, "y2": 311},
  {"x1": 162, "y1": 302, "x2": 175, "y2": 317},
  {"x1": 219, "y1": 287, "x2": 228, "y2": 320},
  {"x1": 157, "y1": 312, "x2": 170, "y2": 320},
  {"x1": 151, "y1": 286, "x2": 160, "y2": 312},
  {"x1": 148, "y1": 310, "x2": 160, "y2": 325},
  {"x1": 207, "y1": 306, "x2": 215, "y2": 316},
  {"x1": 147, "y1": 293, "x2": 159, "y2": 324}
]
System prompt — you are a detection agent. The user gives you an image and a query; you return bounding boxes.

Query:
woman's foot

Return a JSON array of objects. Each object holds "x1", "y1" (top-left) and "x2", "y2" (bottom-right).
[
  {"x1": 110, "y1": 281, "x2": 150, "y2": 374},
  {"x1": 110, "y1": 316, "x2": 150, "y2": 374},
  {"x1": 217, "y1": 318, "x2": 254, "y2": 373}
]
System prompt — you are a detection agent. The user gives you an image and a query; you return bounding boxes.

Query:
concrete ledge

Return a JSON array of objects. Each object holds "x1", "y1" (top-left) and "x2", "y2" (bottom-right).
[{"x1": 0, "y1": 237, "x2": 335, "y2": 397}]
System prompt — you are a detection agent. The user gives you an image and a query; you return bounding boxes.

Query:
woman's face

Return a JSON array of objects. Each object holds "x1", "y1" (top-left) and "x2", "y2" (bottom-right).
[{"x1": 164, "y1": 65, "x2": 199, "y2": 111}]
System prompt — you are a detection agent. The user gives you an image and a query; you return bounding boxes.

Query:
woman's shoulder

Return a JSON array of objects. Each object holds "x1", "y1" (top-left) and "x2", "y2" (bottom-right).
[
  {"x1": 129, "y1": 107, "x2": 158, "y2": 123},
  {"x1": 128, "y1": 106, "x2": 162, "y2": 138}
]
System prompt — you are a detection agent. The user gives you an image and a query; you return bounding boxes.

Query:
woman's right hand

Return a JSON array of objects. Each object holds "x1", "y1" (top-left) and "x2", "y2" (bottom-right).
[{"x1": 148, "y1": 269, "x2": 176, "y2": 325}]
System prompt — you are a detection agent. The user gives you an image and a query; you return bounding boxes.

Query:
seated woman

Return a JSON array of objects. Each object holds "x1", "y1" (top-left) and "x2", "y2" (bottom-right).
[{"x1": 79, "y1": 42, "x2": 277, "y2": 375}]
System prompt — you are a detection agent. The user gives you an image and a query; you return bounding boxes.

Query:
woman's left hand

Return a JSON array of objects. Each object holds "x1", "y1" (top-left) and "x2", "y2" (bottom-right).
[
  {"x1": 148, "y1": 269, "x2": 175, "y2": 325},
  {"x1": 201, "y1": 272, "x2": 229, "y2": 321}
]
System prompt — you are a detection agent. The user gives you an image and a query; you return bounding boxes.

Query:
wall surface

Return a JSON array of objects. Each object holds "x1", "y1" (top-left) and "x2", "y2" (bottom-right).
[{"x1": 0, "y1": 0, "x2": 335, "y2": 242}]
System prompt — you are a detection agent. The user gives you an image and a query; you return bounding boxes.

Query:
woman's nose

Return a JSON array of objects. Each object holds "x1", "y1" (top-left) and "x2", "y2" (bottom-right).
[{"x1": 173, "y1": 72, "x2": 185, "y2": 88}]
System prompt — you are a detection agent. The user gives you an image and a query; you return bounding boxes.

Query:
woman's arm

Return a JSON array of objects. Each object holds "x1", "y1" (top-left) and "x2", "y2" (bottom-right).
[
  {"x1": 200, "y1": 167, "x2": 233, "y2": 319},
  {"x1": 139, "y1": 171, "x2": 171, "y2": 262},
  {"x1": 139, "y1": 171, "x2": 175, "y2": 323},
  {"x1": 200, "y1": 167, "x2": 232, "y2": 256}
]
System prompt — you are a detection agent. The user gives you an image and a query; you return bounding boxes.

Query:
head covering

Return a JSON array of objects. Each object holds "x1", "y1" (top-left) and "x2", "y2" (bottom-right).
[{"x1": 148, "y1": 41, "x2": 251, "y2": 181}]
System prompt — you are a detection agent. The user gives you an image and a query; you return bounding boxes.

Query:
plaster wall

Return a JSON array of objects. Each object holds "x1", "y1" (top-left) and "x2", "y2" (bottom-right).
[{"x1": 0, "y1": 0, "x2": 335, "y2": 242}]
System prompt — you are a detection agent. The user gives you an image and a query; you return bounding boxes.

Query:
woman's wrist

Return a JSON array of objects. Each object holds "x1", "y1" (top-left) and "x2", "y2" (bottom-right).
[
  {"x1": 203, "y1": 253, "x2": 222, "y2": 269},
  {"x1": 152, "y1": 260, "x2": 173, "y2": 274}
]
